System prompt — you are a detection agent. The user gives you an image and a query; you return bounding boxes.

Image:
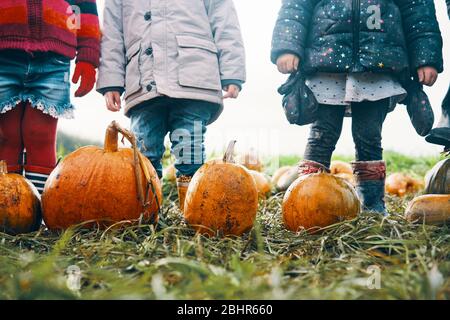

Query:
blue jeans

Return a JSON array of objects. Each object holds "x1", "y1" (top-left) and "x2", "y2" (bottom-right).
[
  {"x1": 129, "y1": 97, "x2": 220, "y2": 178},
  {"x1": 0, "y1": 49, "x2": 73, "y2": 118}
]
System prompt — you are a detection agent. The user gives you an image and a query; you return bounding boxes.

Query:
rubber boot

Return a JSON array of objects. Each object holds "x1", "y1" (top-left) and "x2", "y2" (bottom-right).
[
  {"x1": 351, "y1": 161, "x2": 387, "y2": 214},
  {"x1": 426, "y1": 85, "x2": 450, "y2": 151},
  {"x1": 24, "y1": 165, "x2": 54, "y2": 195},
  {"x1": 177, "y1": 175, "x2": 192, "y2": 212},
  {"x1": 298, "y1": 159, "x2": 330, "y2": 176}
]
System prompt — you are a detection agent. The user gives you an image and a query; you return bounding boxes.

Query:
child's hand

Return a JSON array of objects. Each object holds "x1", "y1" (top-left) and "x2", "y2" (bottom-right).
[
  {"x1": 223, "y1": 84, "x2": 240, "y2": 99},
  {"x1": 104, "y1": 91, "x2": 122, "y2": 112},
  {"x1": 276, "y1": 54, "x2": 300, "y2": 74},
  {"x1": 72, "y1": 62, "x2": 96, "y2": 97},
  {"x1": 417, "y1": 66, "x2": 438, "y2": 86}
]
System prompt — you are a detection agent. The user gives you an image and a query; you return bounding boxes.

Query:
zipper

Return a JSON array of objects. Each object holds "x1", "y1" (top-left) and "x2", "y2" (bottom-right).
[{"x1": 352, "y1": 0, "x2": 361, "y2": 71}]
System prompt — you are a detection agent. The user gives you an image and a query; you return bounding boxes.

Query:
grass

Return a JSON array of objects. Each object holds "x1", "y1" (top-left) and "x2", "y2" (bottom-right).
[{"x1": 0, "y1": 153, "x2": 449, "y2": 300}]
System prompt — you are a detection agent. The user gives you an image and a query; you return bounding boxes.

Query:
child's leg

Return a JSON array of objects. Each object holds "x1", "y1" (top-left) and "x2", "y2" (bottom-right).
[
  {"x1": 0, "y1": 102, "x2": 26, "y2": 173},
  {"x1": 351, "y1": 99, "x2": 389, "y2": 214},
  {"x1": 22, "y1": 104, "x2": 58, "y2": 193},
  {"x1": 168, "y1": 99, "x2": 217, "y2": 176},
  {"x1": 168, "y1": 99, "x2": 218, "y2": 210},
  {"x1": 129, "y1": 98, "x2": 170, "y2": 179},
  {"x1": 303, "y1": 104, "x2": 346, "y2": 171},
  {"x1": 351, "y1": 100, "x2": 388, "y2": 161}
]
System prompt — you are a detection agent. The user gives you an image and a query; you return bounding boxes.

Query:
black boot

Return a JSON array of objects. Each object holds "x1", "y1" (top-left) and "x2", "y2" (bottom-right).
[
  {"x1": 426, "y1": 85, "x2": 450, "y2": 151},
  {"x1": 352, "y1": 161, "x2": 387, "y2": 215}
]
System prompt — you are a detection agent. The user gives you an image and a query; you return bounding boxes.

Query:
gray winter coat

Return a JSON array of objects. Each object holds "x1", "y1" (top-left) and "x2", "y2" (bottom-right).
[{"x1": 96, "y1": 0, "x2": 246, "y2": 122}]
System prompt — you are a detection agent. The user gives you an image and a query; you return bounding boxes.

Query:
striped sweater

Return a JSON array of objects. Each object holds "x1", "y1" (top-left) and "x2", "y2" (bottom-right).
[{"x1": 0, "y1": 0, "x2": 100, "y2": 67}]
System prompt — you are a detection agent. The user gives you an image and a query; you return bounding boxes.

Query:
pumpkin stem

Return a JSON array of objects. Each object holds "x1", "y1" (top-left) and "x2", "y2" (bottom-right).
[
  {"x1": 104, "y1": 121, "x2": 138, "y2": 152},
  {"x1": 103, "y1": 121, "x2": 149, "y2": 206},
  {"x1": 104, "y1": 121, "x2": 119, "y2": 152},
  {"x1": 223, "y1": 140, "x2": 237, "y2": 163},
  {"x1": 0, "y1": 160, "x2": 7, "y2": 174}
]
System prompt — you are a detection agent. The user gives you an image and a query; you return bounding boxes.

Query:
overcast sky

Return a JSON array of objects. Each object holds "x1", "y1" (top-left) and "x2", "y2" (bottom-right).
[{"x1": 60, "y1": 0, "x2": 450, "y2": 157}]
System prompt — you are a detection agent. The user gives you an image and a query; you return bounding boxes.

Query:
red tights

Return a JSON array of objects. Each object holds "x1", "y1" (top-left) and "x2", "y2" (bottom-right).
[{"x1": 0, "y1": 102, "x2": 58, "y2": 174}]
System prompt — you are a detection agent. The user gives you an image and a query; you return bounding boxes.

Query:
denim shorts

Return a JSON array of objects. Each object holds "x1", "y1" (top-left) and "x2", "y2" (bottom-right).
[{"x1": 0, "y1": 49, "x2": 73, "y2": 119}]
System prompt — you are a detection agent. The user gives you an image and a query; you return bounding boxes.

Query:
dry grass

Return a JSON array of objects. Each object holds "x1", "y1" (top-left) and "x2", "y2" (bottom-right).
[{"x1": 0, "y1": 153, "x2": 449, "y2": 300}]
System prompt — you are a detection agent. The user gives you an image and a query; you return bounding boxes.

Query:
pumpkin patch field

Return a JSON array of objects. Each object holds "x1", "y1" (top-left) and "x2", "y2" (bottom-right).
[{"x1": 0, "y1": 152, "x2": 449, "y2": 300}]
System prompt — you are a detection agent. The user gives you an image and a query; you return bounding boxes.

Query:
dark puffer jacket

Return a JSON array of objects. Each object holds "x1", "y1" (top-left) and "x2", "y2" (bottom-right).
[{"x1": 271, "y1": 0, "x2": 443, "y2": 76}]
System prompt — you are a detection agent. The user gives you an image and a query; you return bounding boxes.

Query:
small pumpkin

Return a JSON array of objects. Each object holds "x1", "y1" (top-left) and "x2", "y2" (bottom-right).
[
  {"x1": 385, "y1": 173, "x2": 423, "y2": 197},
  {"x1": 184, "y1": 141, "x2": 258, "y2": 236},
  {"x1": 275, "y1": 166, "x2": 299, "y2": 191},
  {"x1": 238, "y1": 149, "x2": 263, "y2": 172},
  {"x1": 335, "y1": 172, "x2": 355, "y2": 185},
  {"x1": 42, "y1": 121, "x2": 162, "y2": 230},
  {"x1": 330, "y1": 160, "x2": 353, "y2": 175},
  {"x1": 405, "y1": 194, "x2": 450, "y2": 225},
  {"x1": 282, "y1": 173, "x2": 360, "y2": 232},
  {"x1": 249, "y1": 170, "x2": 272, "y2": 198},
  {"x1": 424, "y1": 158, "x2": 449, "y2": 194},
  {"x1": 271, "y1": 166, "x2": 292, "y2": 186},
  {"x1": 0, "y1": 161, "x2": 42, "y2": 234}
]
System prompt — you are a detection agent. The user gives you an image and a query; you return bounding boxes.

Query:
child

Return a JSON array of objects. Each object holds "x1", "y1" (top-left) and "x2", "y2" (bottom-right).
[
  {"x1": 271, "y1": 0, "x2": 443, "y2": 213},
  {"x1": 97, "y1": 0, "x2": 246, "y2": 209},
  {"x1": 426, "y1": 0, "x2": 450, "y2": 150},
  {"x1": 0, "y1": 0, "x2": 100, "y2": 193}
]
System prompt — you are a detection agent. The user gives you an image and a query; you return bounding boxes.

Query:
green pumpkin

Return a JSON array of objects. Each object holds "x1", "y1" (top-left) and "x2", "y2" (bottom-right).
[{"x1": 425, "y1": 158, "x2": 450, "y2": 194}]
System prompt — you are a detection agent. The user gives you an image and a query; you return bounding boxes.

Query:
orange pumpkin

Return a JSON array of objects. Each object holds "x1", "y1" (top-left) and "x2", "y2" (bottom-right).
[
  {"x1": 249, "y1": 170, "x2": 272, "y2": 198},
  {"x1": 405, "y1": 194, "x2": 450, "y2": 225},
  {"x1": 275, "y1": 166, "x2": 299, "y2": 191},
  {"x1": 385, "y1": 173, "x2": 424, "y2": 197},
  {"x1": 330, "y1": 160, "x2": 353, "y2": 175},
  {"x1": 42, "y1": 121, "x2": 162, "y2": 230},
  {"x1": 335, "y1": 172, "x2": 355, "y2": 185},
  {"x1": 0, "y1": 161, "x2": 42, "y2": 234},
  {"x1": 282, "y1": 173, "x2": 360, "y2": 232},
  {"x1": 184, "y1": 141, "x2": 259, "y2": 236},
  {"x1": 238, "y1": 149, "x2": 263, "y2": 172},
  {"x1": 271, "y1": 166, "x2": 292, "y2": 186}
]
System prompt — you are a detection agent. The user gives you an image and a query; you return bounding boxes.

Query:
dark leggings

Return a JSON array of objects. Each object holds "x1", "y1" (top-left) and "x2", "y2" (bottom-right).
[{"x1": 304, "y1": 99, "x2": 389, "y2": 168}]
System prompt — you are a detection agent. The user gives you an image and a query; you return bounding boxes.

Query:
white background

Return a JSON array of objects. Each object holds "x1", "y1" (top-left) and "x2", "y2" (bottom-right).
[{"x1": 60, "y1": 0, "x2": 450, "y2": 157}]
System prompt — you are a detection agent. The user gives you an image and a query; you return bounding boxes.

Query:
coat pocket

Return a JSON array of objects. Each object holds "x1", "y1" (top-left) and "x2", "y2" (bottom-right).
[
  {"x1": 176, "y1": 35, "x2": 222, "y2": 91},
  {"x1": 124, "y1": 43, "x2": 142, "y2": 99}
]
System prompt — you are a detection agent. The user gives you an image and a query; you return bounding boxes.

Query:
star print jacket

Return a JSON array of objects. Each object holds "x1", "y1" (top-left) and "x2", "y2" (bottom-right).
[{"x1": 271, "y1": 0, "x2": 443, "y2": 76}]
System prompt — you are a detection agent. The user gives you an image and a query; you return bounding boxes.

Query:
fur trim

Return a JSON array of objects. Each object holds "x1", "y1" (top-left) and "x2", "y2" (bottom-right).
[{"x1": 0, "y1": 95, "x2": 74, "y2": 119}]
